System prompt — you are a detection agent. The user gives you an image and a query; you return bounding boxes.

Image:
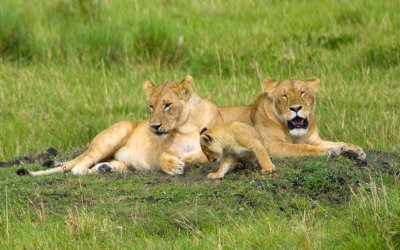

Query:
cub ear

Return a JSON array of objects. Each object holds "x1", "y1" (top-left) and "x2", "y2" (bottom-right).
[
  {"x1": 263, "y1": 79, "x2": 279, "y2": 94},
  {"x1": 200, "y1": 134, "x2": 212, "y2": 144},
  {"x1": 173, "y1": 75, "x2": 193, "y2": 100},
  {"x1": 200, "y1": 127, "x2": 208, "y2": 135},
  {"x1": 306, "y1": 77, "x2": 320, "y2": 89},
  {"x1": 143, "y1": 80, "x2": 155, "y2": 99}
]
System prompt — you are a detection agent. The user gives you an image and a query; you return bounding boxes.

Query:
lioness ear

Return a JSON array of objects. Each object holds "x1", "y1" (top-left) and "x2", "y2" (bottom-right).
[
  {"x1": 306, "y1": 77, "x2": 320, "y2": 89},
  {"x1": 200, "y1": 134, "x2": 212, "y2": 144},
  {"x1": 263, "y1": 79, "x2": 278, "y2": 94},
  {"x1": 143, "y1": 80, "x2": 155, "y2": 99},
  {"x1": 173, "y1": 75, "x2": 193, "y2": 100}
]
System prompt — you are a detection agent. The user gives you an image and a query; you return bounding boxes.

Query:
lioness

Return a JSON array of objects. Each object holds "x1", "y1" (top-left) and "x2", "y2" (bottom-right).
[
  {"x1": 197, "y1": 77, "x2": 365, "y2": 179},
  {"x1": 17, "y1": 75, "x2": 252, "y2": 176},
  {"x1": 252, "y1": 77, "x2": 366, "y2": 159},
  {"x1": 199, "y1": 123, "x2": 275, "y2": 179}
]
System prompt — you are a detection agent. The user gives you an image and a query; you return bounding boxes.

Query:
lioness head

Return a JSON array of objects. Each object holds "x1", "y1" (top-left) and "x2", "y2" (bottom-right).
[
  {"x1": 143, "y1": 75, "x2": 194, "y2": 137},
  {"x1": 263, "y1": 78, "x2": 320, "y2": 137},
  {"x1": 199, "y1": 128, "x2": 221, "y2": 163}
]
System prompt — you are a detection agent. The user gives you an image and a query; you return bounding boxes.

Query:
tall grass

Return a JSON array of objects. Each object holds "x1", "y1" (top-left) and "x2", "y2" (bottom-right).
[{"x1": 1, "y1": 0, "x2": 399, "y2": 69}]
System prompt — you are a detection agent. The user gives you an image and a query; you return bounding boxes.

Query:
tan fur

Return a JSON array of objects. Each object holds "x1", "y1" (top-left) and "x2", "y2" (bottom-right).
[
  {"x1": 218, "y1": 105, "x2": 253, "y2": 125},
  {"x1": 251, "y1": 78, "x2": 366, "y2": 159},
  {"x1": 23, "y1": 75, "x2": 253, "y2": 176},
  {"x1": 200, "y1": 122, "x2": 275, "y2": 179}
]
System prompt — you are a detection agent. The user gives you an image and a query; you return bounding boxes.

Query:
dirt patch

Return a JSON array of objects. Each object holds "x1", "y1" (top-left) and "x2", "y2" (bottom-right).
[
  {"x1": 0, "y1": 147, "x2": 59, "y2": 167},
  {"x1": 0, "y1": 147, "x2": 87, "y2": 168},
  {"x1": 7, "y1": 148, "x2": 400, "y2": 207}
]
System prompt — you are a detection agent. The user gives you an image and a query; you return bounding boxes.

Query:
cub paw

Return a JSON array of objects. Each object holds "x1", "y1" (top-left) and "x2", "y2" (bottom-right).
[
  {"x1": 341, "y1": 145, "x2": 367, "y2": 161},
  {"x1": 207, "y1": 172, "x2": 224, "y2": 179},
  {"x1": 161, "y1": 158, "x2": 185, "y2": 176},
  {"x1": 71, "y1": 166, "x2": 90, "y2": 175},
  {"x1": 261, "y1": 165, "x2": 275, "y2": 174},
  {"x1": 92, "y1": 163, "x2": 116, "y2": 174}
]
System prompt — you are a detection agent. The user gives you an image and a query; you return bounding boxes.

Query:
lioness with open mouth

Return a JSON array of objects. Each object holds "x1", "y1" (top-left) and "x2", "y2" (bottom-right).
[
  {"x1": 253, "y1": 77, "x2": 366, "y2": 159},
  {"x1": 198, "y1": 77, "x2": 366, "y2": 179}
]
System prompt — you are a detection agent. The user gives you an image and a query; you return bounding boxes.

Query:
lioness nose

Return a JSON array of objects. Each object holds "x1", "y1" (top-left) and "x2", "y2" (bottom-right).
[
  {"x1": 150, "y1": 124, "x2": 162, "y2": 131},
  {"x1": 289, "y1": 106, "x2": 302, "y2": 112}
]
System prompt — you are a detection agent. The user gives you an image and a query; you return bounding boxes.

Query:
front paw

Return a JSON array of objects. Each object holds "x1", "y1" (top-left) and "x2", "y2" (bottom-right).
[
  {"x1": 207, "y1": 172, "x2": 224, "y2": 179},
  {"x1": 71, "y1": 166, "x2": 90, "y2": 175},
  {"x1": 341, "y1": 144, "x2": 366, "y2": 160},
  {"x1": 161, "y1": 157, "x2": 185, "y2": 176}
]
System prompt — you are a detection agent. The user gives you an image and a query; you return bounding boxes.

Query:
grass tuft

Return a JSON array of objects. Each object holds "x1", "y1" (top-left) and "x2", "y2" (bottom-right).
[{"x1": 0, "y1": 8, "x2": 34, "y2": 61}]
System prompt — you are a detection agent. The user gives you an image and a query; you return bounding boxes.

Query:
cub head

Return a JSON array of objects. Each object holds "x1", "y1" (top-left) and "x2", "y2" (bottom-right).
[
  {"x1": 199, "y1": 128, "x2": 222, "y2": 163},
  {"x1": 263, "y1": 78, "x2": 320, "y2": 137},
  {"x1": 144, "y1": 75, "x2": 194, "y2": 138}
]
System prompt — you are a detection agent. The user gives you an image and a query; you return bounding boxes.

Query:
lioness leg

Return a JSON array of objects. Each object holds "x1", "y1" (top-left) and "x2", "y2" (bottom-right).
[
  {"x1": 207, "y1": 156, "x2": 236, "y2": 179},
  {"x1": 313, "y1": 140, "x2": 366, "y2": 160},
  {"x1": 20, "y1": 121, "x2": 136, "y2": 176},
  {"x1": 268, "y1": 140, "x2": 341, "y2": 157},
  {"x1": 70, "y1": 121, "x2": 136, "y2": 175}
]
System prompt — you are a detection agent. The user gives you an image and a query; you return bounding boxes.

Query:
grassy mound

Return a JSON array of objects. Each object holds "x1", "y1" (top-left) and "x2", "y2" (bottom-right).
[{"x1": 0, "y1": 149, "x2": 399, "y2": 248}]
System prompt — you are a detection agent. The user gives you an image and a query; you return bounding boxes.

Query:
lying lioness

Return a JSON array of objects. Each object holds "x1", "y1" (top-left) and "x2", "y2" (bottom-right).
[
  {"x1": 198, "y1": 77, "x2": 366, "y2": 179},
  {"x1": 252, "y1": 78, "x2": 366, "y2": 159},
  {"x1": 17, "y1": 75, "x2": 252, "y2": 176}
]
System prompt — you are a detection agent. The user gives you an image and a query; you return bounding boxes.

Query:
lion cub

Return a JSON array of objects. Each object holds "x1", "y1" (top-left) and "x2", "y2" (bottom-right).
[{"x1": 199, "y1": 122, "x2": 275, "y2": 179}]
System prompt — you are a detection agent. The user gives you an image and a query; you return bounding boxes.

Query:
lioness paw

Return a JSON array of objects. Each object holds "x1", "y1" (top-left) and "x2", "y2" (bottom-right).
[
  {"x1": 182, "y1": 151, "x2": 208, "y2": 166},
  {"x1": 71, "y1": 166, "x2": 90, "y2": 175},
  {"x1": 162, "y1": 158, "x2": 185, "y2": 176},
  {"x1": 92, "y1": 163, "x2": 116, "y2": 174},
  {"x1": 325, "y1": 147, "x2": 341, "y2": 157},
  {"x1": 341, "y1": 145, "x2": 366, "y2": 161}
]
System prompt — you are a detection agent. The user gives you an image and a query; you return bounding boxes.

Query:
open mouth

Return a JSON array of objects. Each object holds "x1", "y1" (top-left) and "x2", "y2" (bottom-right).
[{"x1": 287, "y1": 116, "x2": 308, "y2": 130}]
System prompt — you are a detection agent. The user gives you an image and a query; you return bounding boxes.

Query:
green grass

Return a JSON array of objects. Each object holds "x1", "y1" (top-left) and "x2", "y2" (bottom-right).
[
  {"x1": 1, "y1": 153, "x2": 400, "y2": 248},
  {"x1": 0, "y1": 0, "x2": 400, "y2": 248}
]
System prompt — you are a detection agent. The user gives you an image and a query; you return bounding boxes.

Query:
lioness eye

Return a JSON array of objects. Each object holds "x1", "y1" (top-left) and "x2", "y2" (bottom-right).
[
  {"x1": 282, "y1": 95, "x2": 287, "y2": 100},
  {"x1": 164, "y1": 103, "x2": 172, "y2": 110},
  {"x1": 148, "y1": 105, "x2": 153, "y2": 112},
  {"x1": 300, "y1": 91, "x2": 305, "y2": 96}
]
